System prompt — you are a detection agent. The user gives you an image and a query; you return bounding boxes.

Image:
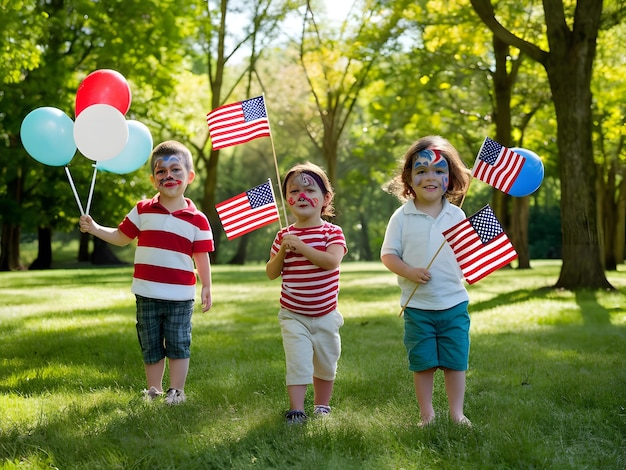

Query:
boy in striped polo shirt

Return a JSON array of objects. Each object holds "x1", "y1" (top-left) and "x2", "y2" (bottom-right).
[
  {"x1": 266, "y1": 162, "x2": 347, "y2": 424},
  {"x1": 79, "y1": 140, "x2": 214, "y2": 405}
]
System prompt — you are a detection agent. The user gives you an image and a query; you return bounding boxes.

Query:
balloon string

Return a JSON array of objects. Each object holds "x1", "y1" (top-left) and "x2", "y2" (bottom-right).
[
  {"x1": 65, "y1": 166, "x2": 85, "y2": 216},
  {"x1": 85, "y1": 164, "x2": 98, "y2": 215}
]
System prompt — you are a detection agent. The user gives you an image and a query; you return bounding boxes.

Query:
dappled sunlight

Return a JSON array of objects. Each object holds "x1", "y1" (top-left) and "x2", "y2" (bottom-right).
[
  {"x1": 24, "y1": 313, "x2": 130, "y2": 334},
  {"x1": 0, "y1": 262, "x2": 624, "y2": 468}
]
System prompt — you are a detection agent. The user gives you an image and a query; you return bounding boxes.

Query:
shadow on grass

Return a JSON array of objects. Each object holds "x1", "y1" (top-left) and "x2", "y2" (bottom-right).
[
  {"x1": 2, "y1": 263, "x2": 625, "y2": 468},
  {"x1": 469, "y1": 285, "x2": 623, "y2": 326},
  {"x1": 3, "y1": 309, "x2": 623, "y2": 469}
]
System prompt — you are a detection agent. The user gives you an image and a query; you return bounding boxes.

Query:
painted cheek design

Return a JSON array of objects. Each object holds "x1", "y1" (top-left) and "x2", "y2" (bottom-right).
[
  {"x1": 413, "y1": 173, "x2": 426, "y2": 186},
  {"x1": 287, "y1": 196, "x2": 296, "y2": 206}
]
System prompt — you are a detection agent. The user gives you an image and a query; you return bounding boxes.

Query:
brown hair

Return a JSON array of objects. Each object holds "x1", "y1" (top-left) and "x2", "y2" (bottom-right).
[
  {"x1": 150, "y1": 140, "x2": 194, "y2": 173},
  {"x1": 385, "y1": 135, "x2": 471, "y2": 206},
  {"x1": 282, "y1": 162, "x2": 335, "y2": 217}
]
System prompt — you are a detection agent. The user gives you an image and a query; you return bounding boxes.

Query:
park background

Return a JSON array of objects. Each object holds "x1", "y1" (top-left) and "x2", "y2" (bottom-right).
[
  {"x1": 1, "y1": 1, "x2": 625, "y2": 468},
  {"x1": 1, "y1": 0, "x2": 625, "y2": 287}
]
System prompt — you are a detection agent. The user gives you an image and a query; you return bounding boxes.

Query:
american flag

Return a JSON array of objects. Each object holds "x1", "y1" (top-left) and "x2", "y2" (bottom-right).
[
  {"x1": 442, "y1": 205, "x2": 518, "y2": 284},
  {"x1": 206, "y1": 96, "x2": 271, "y2": 150},
  {"x1": 472, "y1": 137, "x2": 525, "y2": 194},
  {"x1": 215, "y1": 180, "x2": 280, "y2": 240}
]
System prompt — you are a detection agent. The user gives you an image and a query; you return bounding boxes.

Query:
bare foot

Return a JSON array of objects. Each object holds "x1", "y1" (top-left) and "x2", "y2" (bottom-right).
[
  {"x1": 417, "y1": 415, "x2": 435, "y2": 427},
  {"x1": 452, "y1": 416, "x2": 472, "y2": 427}
]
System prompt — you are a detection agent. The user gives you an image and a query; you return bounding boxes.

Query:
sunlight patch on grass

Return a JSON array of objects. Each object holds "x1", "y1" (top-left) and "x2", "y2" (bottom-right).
[
  {"x1": 0, "y1": 261, "x2": 625, "y2": 469},
  {"x1": 2, "y1": 363, "x2": 119, "y2": 396},
  {"x1": 21, "y1": 313, "x2": 130, "y2": 334}
]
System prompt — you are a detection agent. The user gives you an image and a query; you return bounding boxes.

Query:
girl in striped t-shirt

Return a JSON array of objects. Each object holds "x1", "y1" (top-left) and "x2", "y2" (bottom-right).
[{"x1": 266, "y1": 162, "x2": 347, "y2": 424}]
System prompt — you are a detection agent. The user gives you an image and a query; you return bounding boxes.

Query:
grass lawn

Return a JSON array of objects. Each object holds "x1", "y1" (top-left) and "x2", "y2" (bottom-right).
[{"x1": 0, "y1": 261, "x2": 625, "y2": 469}]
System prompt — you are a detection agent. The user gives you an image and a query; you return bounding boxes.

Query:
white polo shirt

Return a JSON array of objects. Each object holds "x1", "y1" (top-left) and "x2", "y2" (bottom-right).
[{"x1": 381, "y1": 198, "x2": 469, "y2": 310}]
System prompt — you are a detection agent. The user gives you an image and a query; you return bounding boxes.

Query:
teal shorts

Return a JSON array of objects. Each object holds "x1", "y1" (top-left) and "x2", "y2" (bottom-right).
[
  {"x1": 403, "y1": 301, "x2": 470, "y2": 372},
  {"x1": 135, "y1": 295, "x2": 194, "y2": 364}
]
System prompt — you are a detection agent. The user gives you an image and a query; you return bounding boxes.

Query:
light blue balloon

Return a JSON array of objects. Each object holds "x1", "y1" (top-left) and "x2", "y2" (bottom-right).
[
  {"x1": 20, "y1": 107, "x2": 77, "y2": 166},
  {"x1": 96, "y1": 120, "x2": 153, "y2": 174},
  {"x1": 509, "y1": 147, "x2": 545, "y2": 197}
]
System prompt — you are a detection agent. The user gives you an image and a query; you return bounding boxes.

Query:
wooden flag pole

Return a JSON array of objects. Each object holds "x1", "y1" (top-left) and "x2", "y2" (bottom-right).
[
  {"x1": 398, "y1": 240, "x2": 446, "y2": 317},
  {"x1": 263, "y1": 93, "x2": 288, "y2": 230}
]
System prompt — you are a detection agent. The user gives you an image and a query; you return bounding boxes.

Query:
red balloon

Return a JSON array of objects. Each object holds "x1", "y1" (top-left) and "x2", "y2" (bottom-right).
[{"x1": 75, "y1": 69, "x2": 132, "y2": 117}]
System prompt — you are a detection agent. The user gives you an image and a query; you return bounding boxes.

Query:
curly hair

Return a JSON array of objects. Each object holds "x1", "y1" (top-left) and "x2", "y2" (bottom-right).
[{"x1": 384, "y1": 135, "x2": 471, "y2": 206}]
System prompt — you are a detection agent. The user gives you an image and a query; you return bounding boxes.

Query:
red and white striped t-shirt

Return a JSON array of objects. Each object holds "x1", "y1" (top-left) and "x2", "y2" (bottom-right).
[
  {"x1": 119, "y1": 195, "x2": 214, "y2": 301},
  {"x1": 271, "y1": 222, "x2": 347, "y2": 316}
]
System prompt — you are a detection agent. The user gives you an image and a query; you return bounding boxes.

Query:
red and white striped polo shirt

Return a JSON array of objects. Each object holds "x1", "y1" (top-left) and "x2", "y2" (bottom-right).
[
  {"x1": 271, "y1": 222, "x2": 347, "y2": 316},
  {"x1": 119, "y1": 195, "x2": 214, "y2": 301}
]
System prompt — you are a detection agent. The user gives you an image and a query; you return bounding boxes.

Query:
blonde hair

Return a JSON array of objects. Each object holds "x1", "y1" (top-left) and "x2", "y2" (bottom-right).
[
  {"x1": 385, "y1": 135, "x2": 471, "y2": 206},
  {"x1": 282, "y1": 162, "x2": 335, "y2": 217}
]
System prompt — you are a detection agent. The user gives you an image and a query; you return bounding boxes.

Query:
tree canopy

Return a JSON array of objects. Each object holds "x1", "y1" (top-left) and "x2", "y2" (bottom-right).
[{"x1": 1, "y1": 0, "x2": 625, "y2": 290}]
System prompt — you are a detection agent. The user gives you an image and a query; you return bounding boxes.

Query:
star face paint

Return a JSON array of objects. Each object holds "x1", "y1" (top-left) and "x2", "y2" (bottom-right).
[{"x1": 412, "y1": 149, "x2": 450, "y2": 193}]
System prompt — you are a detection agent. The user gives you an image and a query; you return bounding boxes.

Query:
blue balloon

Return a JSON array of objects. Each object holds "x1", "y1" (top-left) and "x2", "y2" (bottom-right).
[
  {"x1": 20, "y1": 107, "x2": 76, "y2": 166},
  {"x1": 96, "y1": 120, "x2": 153, "y2": 174},
  {"x1": 508, "y1": 147, "x2": 544, "y2": 197}
]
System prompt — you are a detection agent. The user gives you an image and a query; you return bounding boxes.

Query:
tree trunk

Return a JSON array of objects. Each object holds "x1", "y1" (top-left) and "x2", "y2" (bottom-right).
[
  {"x1": 201, "y1": 148, "x2": 221, "y2": 264},
  {"x1": 0, "y1": 166, "x2": 23, "y2": 271},
  {"x1": 511, "y1": 197, "x2": 530, "y2": 268},
  {"x1": 470, "y1": 0, "x2": 612, "y2": 289},
  {"x1": 544, "y1": 10, "x2": 611, "y2": 288},
  {"x1": 91, "y1": 238, "x2": 126, "y2": 265},
  {"x1": 616, "y1": 177, "x2": 626, "y2": 264},
  {"x1": 29, "y1": 226, "x2": 52, "y2": 270},
  {"x1": 79, "y1": 232, "x2": 90, "y2": 262},
  {"x1": 229, "y1": 234, "x2": 248, "y2": 265},
  {"x1": 0, "y1": 223, "x2": 21, "y2": 271},
  {"x1": 601, "y1": 161, "x2": 616, "y2": 270},
  {"x1": 491, "y1": 34, "x2": 530, "y2": 268}
]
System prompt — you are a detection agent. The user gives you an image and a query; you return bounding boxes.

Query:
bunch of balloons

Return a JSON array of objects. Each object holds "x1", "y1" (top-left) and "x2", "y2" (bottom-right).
[{"x1": 19, "y1": 69, "x2": 153, "y2": 214}]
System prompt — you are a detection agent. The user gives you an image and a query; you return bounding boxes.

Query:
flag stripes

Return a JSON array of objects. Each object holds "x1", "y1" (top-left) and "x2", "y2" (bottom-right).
[
  {"x1": 206, "y1": 96, "x2": 271, "y2": 150},
  {"x1": 472, "y1": 137, "x2": 525, "y2": 194},
  {"x1": 443, "y1": 205, "x2": 518, "y2": 284},
  {"x1": 215, "y1": 180, "x2": 279, "y2": 240}
]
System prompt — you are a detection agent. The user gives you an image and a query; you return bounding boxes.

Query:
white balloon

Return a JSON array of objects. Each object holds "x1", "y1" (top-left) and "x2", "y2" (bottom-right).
[{"x1": 73, "y1": 104, "x2": 129, "y2": 161}]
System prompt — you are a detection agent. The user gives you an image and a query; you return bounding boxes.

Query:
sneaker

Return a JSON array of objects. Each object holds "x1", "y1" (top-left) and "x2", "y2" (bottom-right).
[
  {"x1": 285, "y1": 409, "x2": 307, "y2": 424},
  {"x1": 313, "y1": 405, "x2": 331, "y2": 416},
  {"x1": 165, "y1": 388, "x2": 186, "y2": 405},
  {"x1": 143, "y1": 386, "x2": 163, "y2": 401}
]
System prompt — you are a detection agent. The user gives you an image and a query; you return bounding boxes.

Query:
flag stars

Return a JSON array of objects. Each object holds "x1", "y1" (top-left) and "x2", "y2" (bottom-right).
[
  {"x1": 470, "y1": 208, "x2": 503, "y2": 244},
  {"x1": 479, "y1": 138, "x2": 504, "y2": 165},
  {"x1": 247, "y1": 185, "x2": 274, "y2": 209},
  {"x1": 242, "y1": 97, "x2": 268, "y2": 122}
]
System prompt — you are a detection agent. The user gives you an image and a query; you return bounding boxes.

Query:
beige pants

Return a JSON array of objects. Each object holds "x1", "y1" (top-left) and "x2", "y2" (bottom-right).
[{"x1": 278, "y1": 308, "x2": 344, "y2": 385}]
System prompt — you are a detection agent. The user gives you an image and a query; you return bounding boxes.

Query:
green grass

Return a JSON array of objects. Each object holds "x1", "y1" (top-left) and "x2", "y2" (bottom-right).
[{"x1": 1, "y1": 261, "x2": 625, "y2": 469}]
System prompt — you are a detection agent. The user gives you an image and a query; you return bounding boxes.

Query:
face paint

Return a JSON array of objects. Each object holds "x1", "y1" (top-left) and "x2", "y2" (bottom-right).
[
  {"x1": 412, "y1": 149, "x2": 450, "y2": 192},
  {"x1": 286, "y1": 172, "x2": 322, "y2": 207},
  {"x1": 153, "y1": 155, "x2": 184, "y2": 187},
  {"x1": 287, "y1": 192, "x2": 318, "y2": 207}
]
